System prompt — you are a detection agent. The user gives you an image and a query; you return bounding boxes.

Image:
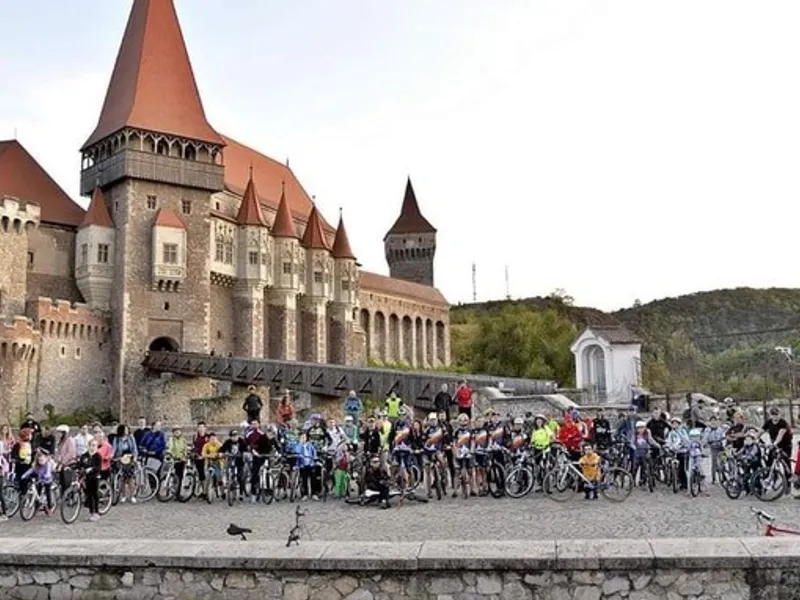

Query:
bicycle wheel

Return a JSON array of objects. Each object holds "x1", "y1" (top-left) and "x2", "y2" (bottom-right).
[
  {"x1": 671, "y1": 463, "x2": 680, "y2": 494},
  {"x1": 157, "y1": 473, "x2": 175, "y2": 503},
  {"x1": 227, "y1": 473, "x2": 237, "y2": 507},
  {"x1": 504, "y1": 466, "x2": 534, "y2": 499},
  {"x1": 4, "y1": 484, "x2": 20, "y2": 518},
  {"x1": 98, "y1": 481, "x2": 112, "y2": 515},
  {"x1": 59, "y1": 486, "x2": 82, "y2": 524},
  {"x1": 600, "y1": 467, "x2": 633, "y2": 502},
  {"x1": 289, "y1": 470, "x2": 300, "y2": 503},
  {"x1": 260, "y1": 472, "x2": 275, "y2": 505},
  {"x1": 752, "y1": 468, "x2": 786, "y2": 503},
  {"x1": 111, "y1": 472, "x2": 122, "y2": 506},
  {"x1": 137, "y1": 470, "x2": 159, "y2": 503},
  {"x1": 723, "y1": 476, "x2": 743, "y2": 500},
  {"x1": 321, "y1": 467, "x2": 329, "y2": 503},
  {"x1": 19, "y1": 489, "x2": 37, "y2": 521},
  {"x1": 408, "y1": 463, "x2": 422, "y2": 491},
  {"x1": 689, "y1": 470, "x2": 701, "y2": 497},
  {"x1": 543, "y1": 468, "x2": 579, "y2": 502},
  {"x1": 177, "y1": 470, "x2": 195, "y2": 503},
  {"x1": 273, "y1": 471, "x2": 289, "y2": 502},
  {"x1": 488, "y1": 463, "x2": 505, "y2": 498},
  {"x1": 434, "y1": 464, "x2": 444, "y2": 500},
  {"x1": 646, "y1": 463, "x2": 655, "y2": 493}
]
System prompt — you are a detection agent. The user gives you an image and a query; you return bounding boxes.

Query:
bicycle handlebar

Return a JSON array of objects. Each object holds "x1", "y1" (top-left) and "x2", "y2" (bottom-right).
[{"x1": 750, "y1": 506, "x2": 775, "y2": 523}]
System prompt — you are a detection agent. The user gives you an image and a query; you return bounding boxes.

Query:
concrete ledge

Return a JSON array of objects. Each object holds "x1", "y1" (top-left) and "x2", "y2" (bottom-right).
[{"x1": 0, "y1": 537, "x2": 799, "y2": 572}]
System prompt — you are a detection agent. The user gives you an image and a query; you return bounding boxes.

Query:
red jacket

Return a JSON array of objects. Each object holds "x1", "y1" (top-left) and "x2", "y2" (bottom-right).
[
  {"x1": 456, "y1": 386, "x2": 473, "y2": 408},
  {"x1": 557, "y1": 421, "x2": 583, "y2": 452}
]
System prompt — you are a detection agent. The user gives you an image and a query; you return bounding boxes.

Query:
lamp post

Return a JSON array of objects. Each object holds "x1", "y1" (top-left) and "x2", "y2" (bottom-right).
[{"x1": 774, "y1": 346, "x2": 795, "y2": 427}]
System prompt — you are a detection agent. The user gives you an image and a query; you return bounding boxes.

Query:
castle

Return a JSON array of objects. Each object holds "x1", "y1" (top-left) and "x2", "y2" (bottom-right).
[{"x1": 0, "y1": 0, "x2": 449, "y2": 421}]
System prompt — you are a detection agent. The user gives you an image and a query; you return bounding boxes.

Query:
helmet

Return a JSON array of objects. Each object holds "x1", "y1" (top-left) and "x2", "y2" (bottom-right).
[
  {"x1": 458, "y1": 413, "x2": 469, "y2": 423},
  {"x1": 229, "y1": 429, "x2": 238, "y2": 437},
  {"x1": 514, "y1": 417, "x2": 524, "y2": 425},
  {"x1": 398, "y1": 407, "x2": 408, "y2": 417},
  {"x1": 428, "y1": 412, "x2": 438, "y2": 421},
  {"x1": 535, "y1": 414, "x2": 546, "y2": 422},
  {"x1": 344, "y1": 415, "x2": 353, "y2": 423},
  {"x1": 669, "y1": 416, "x2": 681, "y2": 424},
  {"x1": 635, "y1": 421, "x2": 646, "y2": 428},
  {"x1": 56, "y1": 424, "x2": 70, "y2": 434}
]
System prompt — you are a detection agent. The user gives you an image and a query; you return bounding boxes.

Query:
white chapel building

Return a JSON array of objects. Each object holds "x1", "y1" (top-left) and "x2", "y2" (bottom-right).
[{"x1": 571, "y1": 326, "x2": 643, "y2": 404}]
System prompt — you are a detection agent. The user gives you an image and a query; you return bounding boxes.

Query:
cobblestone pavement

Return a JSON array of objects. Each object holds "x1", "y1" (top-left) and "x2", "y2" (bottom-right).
[{"x1": 2, "y1": 484, "x2": 799, "y2": 541}]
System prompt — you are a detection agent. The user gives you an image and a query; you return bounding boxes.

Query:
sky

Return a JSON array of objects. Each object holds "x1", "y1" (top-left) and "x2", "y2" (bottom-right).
[{"x1": 2, "y1": 0, "x2": 800, "y2": 312}]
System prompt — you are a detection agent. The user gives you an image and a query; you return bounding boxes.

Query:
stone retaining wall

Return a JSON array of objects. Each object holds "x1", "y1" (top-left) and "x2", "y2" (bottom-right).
[{"x1": 0, "y1": 537, "x2": 798, "y2": 600}]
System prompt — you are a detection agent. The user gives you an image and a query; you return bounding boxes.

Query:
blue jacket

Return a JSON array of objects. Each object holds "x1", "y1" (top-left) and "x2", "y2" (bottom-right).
[
  {"x1": 141, "y1": 430, "x2": 166, "y2": 458},
  {"x1": 298, "y1": 442, "x2": 317, "y2": 468}
]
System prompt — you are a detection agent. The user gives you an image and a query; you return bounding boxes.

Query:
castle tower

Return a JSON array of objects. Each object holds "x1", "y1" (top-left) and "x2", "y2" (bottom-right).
[
  {"x1": 329, "y1": 212, "x2": 359, "y2": 365},
  {"x1": 0, "y1": 196, "x2": 40, "y2": 316},
  {"x1": 79, "y1": 0, "x2": 225, "y2": 415},
  {"x1": 0, "y1": 317, "x2": 40, "y2": 418},
  {"x1": 268, "y1": 186, "x2": 301, "y2": 360},
  {"x1": 75, "y1": 186, "x2": 115, "y2": 310},
  {"x1": 384, "y1": 177, "x2": 437, "y2": 287},
  {"x1": 234, "y1": 170, "x2": 271, "y2": 357},
  {"x1": 299, "y1": 204, "x2": 333, "y2": 363}
]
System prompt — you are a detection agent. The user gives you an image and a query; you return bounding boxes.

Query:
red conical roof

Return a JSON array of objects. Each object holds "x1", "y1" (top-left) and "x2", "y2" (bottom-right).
[
  {"x1": 271, "y1": 185, "x2": 298, "y2": 238},
  {"x1": 154, "y1": 208, "x2": 187, "y2": 229},
  {"x1": 236, "y1": 169, "x2": 266, "y2": 227},
  {"x1": 385, "y1": 177, "x2": 436, "y2": 239},
  {"x1": 82, "y1": 0, "x2": 223, "y2": 149},
  {"x1": 80, "y1": 186, "x2": 113, "y2": 229},
  {"x1": 332, "y1": 214, "x2": 356, "y2": 260},
  {"x1": 301, "y1": 205, "x2": 330, "y2": 251}
]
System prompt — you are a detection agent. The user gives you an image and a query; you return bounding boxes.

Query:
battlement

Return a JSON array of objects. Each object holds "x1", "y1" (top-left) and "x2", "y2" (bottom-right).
[
  {"x1": 0, "y1": 316, "x2": 40, "y2": 361},
  {"x1": 32, "y1": 298, "x2": 110, "y2": 341},
  {"x1": 0, "y1": 195, "x2": 40, "y2": 233}
]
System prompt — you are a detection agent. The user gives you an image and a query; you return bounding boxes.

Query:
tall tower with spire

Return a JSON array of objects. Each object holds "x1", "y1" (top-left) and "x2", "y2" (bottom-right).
[
  {"x1": 384, "y1": 177, "x2": 437, "y2": 287},
  {"x1": 78, "y1": 0, "x2": 225, "y2": 415}
]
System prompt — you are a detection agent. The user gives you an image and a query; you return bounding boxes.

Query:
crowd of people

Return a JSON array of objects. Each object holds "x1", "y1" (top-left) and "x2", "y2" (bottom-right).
[{"x1": 0, "y1": 385, "x2": 796, "y2": 522}]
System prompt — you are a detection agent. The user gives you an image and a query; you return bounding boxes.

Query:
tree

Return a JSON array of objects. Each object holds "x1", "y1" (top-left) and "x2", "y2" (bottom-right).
[
  {"x1": 548, "y1": 288, "x2": 574, "y2": 306},
  {"x1": 469, "y1": 305, "x2": 577, "y2": 385}
]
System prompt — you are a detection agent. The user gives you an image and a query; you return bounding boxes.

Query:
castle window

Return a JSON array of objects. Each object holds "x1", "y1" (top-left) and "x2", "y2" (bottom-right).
[
  {"x1": 75, "y1": 347, "x2": 81, "y2": 359},
  {"x1": 181, "y1": 200, "x2": 192, "y2": 215},
  {"x1": 27, "y1": 252, "x2": 34, "y2": 270},
  {"x1": 97, "y1": 244, "x2": 109, "y2": 264},
  {"x1": 313, "y1": 271, "x2": 323, "y2": 284},
  {"x1": 59, "y1": 345, "x2": 66, "y2": 358},
  {"x1": 147, "y1": 195, "x2": 157, "y2": 210},
  {"x1": 215, "y1": 202, "x2": 221, "y2": 211},
  {"x1": 282, "y1": 262, "x2": 292, "y2": 275},
  {"x1": 341, "y1": 280, "x2": 350, "y2": 291},
  {"x1": 223, "y1": 242, "x2": 233, "y2": 265},
  {"x1": 248, "y1": 251, "x2": 259, "y2": 266},
  {"x1": 80, "y1": 244, "x2": 88, "y2": 266},
  {"x1": 162, "y1": 243, "x2": 178, "y2": 265},
  {"x1": 215, "y1": 240, "x2": 224, "y2": 262}
]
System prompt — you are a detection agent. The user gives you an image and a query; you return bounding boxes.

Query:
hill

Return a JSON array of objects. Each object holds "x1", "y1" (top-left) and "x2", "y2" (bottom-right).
[{"x1": 450, "y1": 287, "x2": 800, "y2": 399}]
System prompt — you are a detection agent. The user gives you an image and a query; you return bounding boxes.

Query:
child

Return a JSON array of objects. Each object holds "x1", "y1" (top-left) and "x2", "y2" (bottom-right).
[
  {"x1": 579, "y1": 443, "x2": 601, "y2": 500},
  {"x1": 332, "y1": 443, "x2": 350, "y2": 499},
  {"x1": 201, "y1": 432, "x2": 223, "y2": 499},
  {"x1": 79, "y1": 439, "x2": 102, "y2": 521},
  {"x1": 687, "y1": 428, "x2": 705, "y2": 494},
  {"x1": 0, "y1": 436, "x2": 9, "y2": 521},
  {"x1": 12, "y1": 429, "x2": 33, "y2": 496},
  {"x1": 703, "y1": 416, "x2": 725, "y2": 484},
  {"x1": 21, "y1": 449, "x2": 55, "y2": 515},
  {"x1": 297, "y1": 432, "x2": 318, "y2": 501},
  {"x1": 364, "y1": 454, "x2": 391, "y2": 509}
]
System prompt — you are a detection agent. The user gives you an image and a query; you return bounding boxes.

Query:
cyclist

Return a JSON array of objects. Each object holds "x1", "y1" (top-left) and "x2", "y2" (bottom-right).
[
  {"x1": 452, "y1": 414, "x2": 474, "y2": 498},
  {"x1": 507, "y1": 417, "x2": 529, "y2": 457},
  {"x1": 220, "y1": 429, "x2": 247, "y2": 497},
  {"x1": 389, "y1": 407, "x2": 414, "y2": 490},
  {"x1": 201, "y1": 432, "x2": 224, "y2": 500},
  {"x1": 165, "y1": 426, "x2": 188, "y2": 490},
  {"x1": 592, "y1": 408, "x2": 612, "y2": 451},
  {"x1": 385, "y1": 392, "x2": 403, "y2": 423},
  {"x1": 471, "y1": 415, "x2": 489, "y2": 496},
  {"x1": 422, "y1": 413, "x2": 447, "y2": 498}
]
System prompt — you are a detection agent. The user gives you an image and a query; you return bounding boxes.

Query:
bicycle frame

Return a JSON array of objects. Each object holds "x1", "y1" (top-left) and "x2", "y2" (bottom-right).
[{"x1": 751, "y1": 507, "x2": 800, "y2": 537}]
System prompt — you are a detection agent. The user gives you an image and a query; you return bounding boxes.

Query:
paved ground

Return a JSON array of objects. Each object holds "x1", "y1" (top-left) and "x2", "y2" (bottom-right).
[{"x1": 2, "y1": 485, "x2": 798, "y2": 541}]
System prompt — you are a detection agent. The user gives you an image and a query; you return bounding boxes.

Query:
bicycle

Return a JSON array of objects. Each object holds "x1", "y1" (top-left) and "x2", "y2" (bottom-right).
[
  {"x1": 19, "y1": 477, "x2": 58, "y2": 521},
  {"x1": 60, "y1": 470, "x2": 112, "y2": 524},
  {"x1": 751, "y1": 506, "x2": 800, "y2": 536},
  {"x1": 156, "y1": 456, "x2": 184, "y2": 503},
  {"x1": 543, "y1": 461, "x2": 633, "y2": 503},
  {"x1": 485, "y1": 447, "x2": 509, "y2": 498},
  {"x1": 224, "y1": 454, "x2": 246, "y2": 506},
  {"x1": 687, "y1": 451, "x2": 706, "y2": 498},
  {"x1": 422, "y1": 450, "x2": 446, "y2": 500}
]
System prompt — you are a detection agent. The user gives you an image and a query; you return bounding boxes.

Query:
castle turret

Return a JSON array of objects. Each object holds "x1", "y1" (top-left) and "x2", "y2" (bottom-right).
[
  {"x1": 299, "y1": 204, "x2": 332, "y2": 363},
  {"x1": 0, "y1": 317, "x2": 40, "y2": 419},
  {"x1": 384, "y1": 177, "x2": 437, "y2": 287},
  {"x1": 328, "y1": 212, "x2": 359, "y2": 364},
  {"x1": 234, "y1": 170, "x2": 271, "y2": 357},
  {"x1": 268, "y1": 185, "x2": 301, "y2": 360},
  {"x1": 0, "y1": 196, "x2": 40, "y2": 316},
  {"x1": 151, "y1": 209, "x2": 187, "y2": 292},
  {"x1": 76, "y1": 186, "x2": 115, "y2": 310}
]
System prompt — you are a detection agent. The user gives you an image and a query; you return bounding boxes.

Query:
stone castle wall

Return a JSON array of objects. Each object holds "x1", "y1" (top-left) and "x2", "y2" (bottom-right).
[
  {"x1": 0, "y1": 537, "x2": 794, "y2": 600},
  {"x1": 29, "y1": 298, "x2": 112, "y2": 416},
  {"x1": 27, "y1": 224, "x2": 83, "y2": 304},
  {"x1": 0, "y1": 317, "x2": 40, "y2": 421}
]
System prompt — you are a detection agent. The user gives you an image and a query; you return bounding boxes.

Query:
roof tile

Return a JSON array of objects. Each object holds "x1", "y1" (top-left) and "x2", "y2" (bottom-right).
[
  {"x1": 0, "y1": 140, "x2": 85, "y2": 227},
  {"x1": 385, "y1": 177, "x2": 436, "y2": 238},
  {"x1": 301, "y1": 205, "x2": 330, "y2": 250},
  {"x1": 153, "y1": 208, "x2": 187, "y2": 229},
  {"x1": 80, "y1": 186, "x2": 113, "y2": 229},
  {"x1": 271, "y1": 185, "x2": 298, "y2": 239},
  {"x1": 360, "y1": 271, "x2": 448, "y2": 307},
  {"x1": 235, "y1": 169, "x2": 266, "y2": 227},
  {"x1": 82, "y1": 0, "x2": 223, "y2": 149},
  {"x1": 331, "y1": 214, "x2": 356, "y2": 260}
]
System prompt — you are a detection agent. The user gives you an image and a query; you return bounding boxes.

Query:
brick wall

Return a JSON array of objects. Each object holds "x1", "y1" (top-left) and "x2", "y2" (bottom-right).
[
  {"x1": 27, "y1": 225, "x2": 83, "y2": 303},
  {"x1": 209, "y1": 284, "x2": 234, "y2": 356},
  {"x1": 0, "y1": 317, "x2": 40, "y2": 420}
]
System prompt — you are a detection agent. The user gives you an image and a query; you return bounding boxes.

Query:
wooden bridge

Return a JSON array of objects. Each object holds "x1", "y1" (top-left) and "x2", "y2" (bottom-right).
[{"x1": 142, "y1": 351, "x2": 557, "y2": 408}]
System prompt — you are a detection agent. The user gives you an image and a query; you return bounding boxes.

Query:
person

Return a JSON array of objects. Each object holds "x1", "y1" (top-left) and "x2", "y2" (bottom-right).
[
  {"x1": 277, "y1": 391, "x2": 296, "y2": 425},
  {"x1": 455, "y1": 381, "x2": 473, "y2": 418},
  {"x1": 37, "y1": 425, "x2": 55, "y2": 455},
  {"x1": 166, "y1": 426, "x2": 188, "y2": 492},
  {"x1": 220, "y1": 429, "x2": 247, "y2": 497},
  {"x1": 592, "y1": 408, "x2": 612, "y2": 451},
  {"x1": 54, "y1": 424, "x2": 77, "y2": 490},
  {"x1": 0, "y1": 425, "x2": 15, "y2": 454},
  {"x1": 12, "y1": 428, "x2": 33, "y2": 495},
  {"x1": 192, "y1": 422, "x2": 209, "y2": 490},
  {"x1": 78, "y1": 438, "x2": 103, "y2": 521},
  {"x1": 95, "y1": 431, "x2": 114, "y2": 481},
  {"x1": 20, "y1": 412, "x2": 40, "y2": 438},
  {"x1": 389, "y1": 407, "x2": 414, "y2": 486},
  {"x1": 579, "y1": 443, "x2": 601, "y2": 500},
  {"x1": 385, "y1": 392, "x2": 403, "y2": 423},
  {"x1": 362, "y1": 417, "x2": 381, "y2": 457},
  {"x1": 665, "y1": 416, "x2": 689, "y2": 490},
  {"x1": 630, "y1": 421, "x2": 659, "y2": 486},
  {"x1": 557, "y1": 414, "x2": 583, "y2": 461},
  {"x1": 332, "y1": 443, "x2": 351, "y2": 499},
  {"x1": 0, "y1": 435, "x2": 10, "y2": 521},
  {"x1": 342, "y1": 416, "x2": 359, "y2": 447},
  {"x1": 737, "y1": 430, "x2": 761, "y2": 494},
  {"x1": 471, "y1": 415, "x2": 489, "y2": 495},
  {"x1": 433, "y1": 384, "x2": 453, "y2": 422},
  {"x1": 133, "y1": 417, "x2": 150, "y2": 448},
  {"x1": 703, "y1": 415, "x2": 726, "y2": 484},
  {"x1": 726, "y1": 412, "x2": 747, "y2": 451},
  {"x1": 452, "y1": 413, "x2": 474, "y2": 498},
  {"x1": 343, "y1": 390, "x2": 363, "y2": 423},
  {"x1": 762, "y1": 407, "x2": 793, "y2": 469},
  {"x1": 141, "y1": 421, "x2": 166, "y2": 462},
  {"x1": 113, "y1": 424, "x2": 139, "y2": 503},
  {"x1": 250, "y1": 424, "x2": 281, "y2": 502},
  {"x1": 297, "y1": 432, "x2": 318, "y2": 501},
  {"x1": 243, "y1": 386, "x2": 263, "y2": 423},
  {"x1": 73, "y1": 424, "x2": 93, "y2": 457},
  {"x1": 201, "y1": 432, "x2": 224, "y2": 499},
  {"x1": 22, "y1": 448, "x2": 56, "y2": 514},
  {"x1": 363, "y1": 454, "x2": 391, "y2": 508}
]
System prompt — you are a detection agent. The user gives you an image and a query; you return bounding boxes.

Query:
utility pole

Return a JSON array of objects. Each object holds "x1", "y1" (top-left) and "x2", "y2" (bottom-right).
[
  {"x1": 471, "y1": 262, "x2": 477, "y2": 302},
  {"x1": 775, "y1": 346, "x2": 795, "y2": 427},
  {"x1": 504, "y1": 265, "x2": 510, "y2": 300}
]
